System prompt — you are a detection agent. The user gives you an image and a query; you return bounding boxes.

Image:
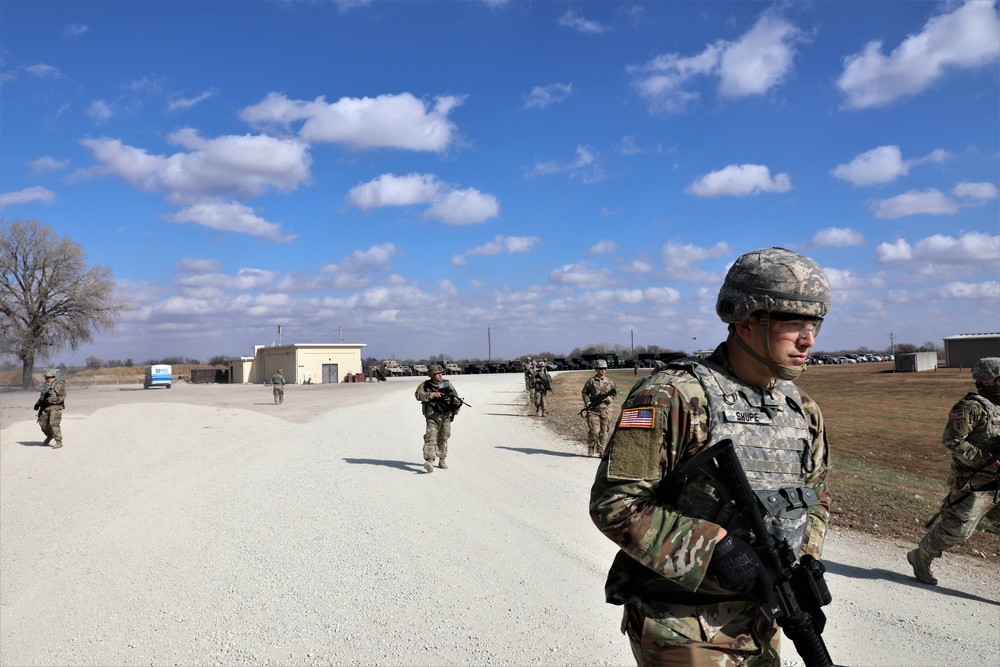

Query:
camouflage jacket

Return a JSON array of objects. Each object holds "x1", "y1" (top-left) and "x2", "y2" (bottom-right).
[
  {"x1": 271, "y1": 373, "x2": 285, "y2": 387},
  {"x1": 943, "y1": 392, "x2": 999, "y2": 486},
  {"x1": 582, "y1": 374, "x2": 617, "y2": 414},
  {"x1": 589, "y1": 343, "x2": 829, "y2": 615},
  {"x1": 37, "y1": 380, "x2": 66, "y2": 410},
  {"x1": 415, "y1": 378, "x2": 460, "y2": 420}
]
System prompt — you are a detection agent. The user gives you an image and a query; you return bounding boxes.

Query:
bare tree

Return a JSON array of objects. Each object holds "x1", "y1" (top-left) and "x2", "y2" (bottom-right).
[{"x1": 0, "y1": 219, "x2": 128, "y2": 388}]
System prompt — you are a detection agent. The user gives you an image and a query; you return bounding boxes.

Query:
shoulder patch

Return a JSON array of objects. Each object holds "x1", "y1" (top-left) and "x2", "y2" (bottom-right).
[
  {"x1": 950, "y1": 410, "x2": 968, "y2": 421},
  {"x1": 618, "y1": 407, "x2": 655, "y2": 428},
  {"x1": 607, "y1": 408, "x2": 662, "y2": 480}
]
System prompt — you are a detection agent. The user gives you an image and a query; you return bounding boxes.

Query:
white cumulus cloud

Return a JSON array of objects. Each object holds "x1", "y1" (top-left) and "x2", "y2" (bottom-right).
[
  {"x1": 523, "y1": 83, "x2": 573, "y2": 109},
  {"x1": 240, "y1": 92, "x2": 462, "y2": 152},
  {"x1": 346, "y1": 173, "x2": 499, "y2": 225},
  {"x1": 685, "y1": 164, "x2": 791, "y2": 197},
  {"x1": 812, "y1": 227, "x2": 864, "y2": 248},
  {"x1": 876, "y1": 231, "x2": 1000, "y2": 263},
  {"x1": 164, "y1": 201, "x2": 297, "y2": 243},
  {"x1": 629, "y1": 11, "x2": 803, "y2": 113},
  {"x1": 837, "y1": 0, "x2": 1000, "y2": 109},
  {"x1": 871, "y1": 188, "x2": 959, "y2": 219},
  {"x1": 0, "y1": 186, "x2": 56, "y2": 209}
]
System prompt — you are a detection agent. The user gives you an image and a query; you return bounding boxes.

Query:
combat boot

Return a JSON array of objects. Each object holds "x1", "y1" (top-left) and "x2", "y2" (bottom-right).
[
  {"x1": 424, "y1": 459, "x2": 434, "y2": 473},
  {"x1": 438, "y1": 458, "x2": 448, "y2": 470},
  {"x1": 51, "y1": 440, "x2": 63, "y2": 449},
  {"x1": 587, "y1": 446, "x2": 595, "y2": 457},
  {"x1": 907, "y1": 548, "x2": 938, "y2": 585}
]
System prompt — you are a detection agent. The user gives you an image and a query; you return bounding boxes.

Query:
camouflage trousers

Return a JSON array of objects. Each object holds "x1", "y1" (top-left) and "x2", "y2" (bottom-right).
[
  {"x1": 586, "y1": 409, "x2": 613, "y2": 452},
  {"x1": 273, "y1": 386, "x2": 284, "y2": 404},
  {"x1": 918, "y1": 483, "x2": 1000, "y2": 557},
  {"x1": 422, "y1": 417, "x2": 452, "y2": 461},
  {"x1": 38, "y1": 407, "x2": 63, "y2": 442},
  {"x1": 622, "y1": 602, "x2": 780, "y2": 667},
  {"x1": 534, "y1": 391, "x2": 547, "y2": 414}
]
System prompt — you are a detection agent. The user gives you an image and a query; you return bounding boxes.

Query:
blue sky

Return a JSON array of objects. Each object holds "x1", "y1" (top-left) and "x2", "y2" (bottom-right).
[{"x1": 2, "y1": 0, "x2": 998, "y2": 366}]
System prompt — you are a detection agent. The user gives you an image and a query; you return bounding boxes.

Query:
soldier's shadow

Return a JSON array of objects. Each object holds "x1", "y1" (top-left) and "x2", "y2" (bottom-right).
[
  {"x1": 17, "y1": 440, "x2": 54, "y2": 447},
  {"x1": 495, "y1": 445, "x2": 586, "y2": 458},
  {"x1": 823, "y1": 560, "x2": 999, "y2": 606},
  {"x1": 342, "y1": 457, "x2": 427, "y2": 474}
]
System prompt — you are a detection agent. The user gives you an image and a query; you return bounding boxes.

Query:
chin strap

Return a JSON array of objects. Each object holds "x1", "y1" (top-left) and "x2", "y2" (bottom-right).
[{"x1": 733, "y1": 312, "x2": 804, "y2": 381}]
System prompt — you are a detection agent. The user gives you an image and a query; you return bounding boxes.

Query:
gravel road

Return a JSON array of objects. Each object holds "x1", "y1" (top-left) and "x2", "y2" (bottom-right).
[{"x1": 1, "y1": 374, "x2": 997, "y2": 666}]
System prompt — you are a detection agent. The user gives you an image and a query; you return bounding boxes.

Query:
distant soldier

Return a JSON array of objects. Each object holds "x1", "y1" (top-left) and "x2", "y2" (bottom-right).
[
  {"x1": 415, "y1": 364, "x2": 462, "y2": 473},
  {"x1": 33, "y1": 369, "x2": 66, "y2": 449},
  {"x1": 525, "y1": 362, "x2": 538, "y2": 406},
  {"x1": 581, "y1": 359, "x2": 617, "y2": 457},
  {"x1": 533, "y1": 365, "x2": 553, "y2": 417},
  {"x1": 908, "y1": 357, "x2": 1000, "y2": 585},
  {"x1": 271, "y1": 369, "x2": 285, "y2": 404}
]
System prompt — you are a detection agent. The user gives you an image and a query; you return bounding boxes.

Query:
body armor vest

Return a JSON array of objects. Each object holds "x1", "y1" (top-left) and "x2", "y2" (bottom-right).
[
  {"x1": 667, "y1": 358, "x2": 819, "y2": 555},
  {"x1": 954, "y1": 393, "x2": 1000, "y2": 481}
]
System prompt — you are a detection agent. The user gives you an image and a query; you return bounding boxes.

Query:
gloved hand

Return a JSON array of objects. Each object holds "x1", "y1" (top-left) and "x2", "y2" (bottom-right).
[
  {"x1": 707, "y1": 534, "x2": 764, "y2": 593},
  {"x1": 32, "y1": 403, "x2": 39, "y2": 411}
]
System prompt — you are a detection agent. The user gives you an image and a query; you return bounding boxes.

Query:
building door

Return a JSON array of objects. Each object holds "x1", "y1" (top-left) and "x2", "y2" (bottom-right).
[{"x1": 323, "y1": 363, "x2": 339, "y2": 384}]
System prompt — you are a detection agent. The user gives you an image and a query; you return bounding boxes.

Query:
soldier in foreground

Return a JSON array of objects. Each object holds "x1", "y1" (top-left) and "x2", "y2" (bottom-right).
[
  {"x1": 590, "y1": 247, "x2": 832, "y2": 665},
  {"x1": 415, "y1": 364, "x2": 462, "y2": 473},
  {"x1": 581, "y1": 359, "x2": 617, "y2": 457},
  {"x1": 34, "y1": 369, "x2": 66, "y2": 449},
  {"x1": 271, "y1": 368, "x2": 285, "y2": 404},
  {"x1": 908, "y1": 357, "x2": 1000, "y2": 586}
]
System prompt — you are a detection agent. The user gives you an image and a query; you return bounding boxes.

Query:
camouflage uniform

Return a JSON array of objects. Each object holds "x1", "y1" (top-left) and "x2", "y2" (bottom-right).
[
  {"x1": 909, "y1": 358, "x2": 1000, "y2": 585},
  {"x1": 415, "y1": 366, "x2": 461, "y2": 472},
  {"x1": 590, "y1": 346, "x2": 830, "y2": 666},
  {"x1": 582, "y1": 368, "x2": 617, "y2": 456},
  {"x1": 34, "y1": 371, "x2": 67, "y2": 448},
  {"x1": 590, "y1": 247, "x2": 833, "y2": 667},
  {"x1": 271, "y1": 370, "x2": 285, "y2": 404},
  {"x1": 533, "y1": 368, "x2": 552, "y2": 416},
  {"x1": 525, "y1": 365, "x2": 537, "y2": 405}
]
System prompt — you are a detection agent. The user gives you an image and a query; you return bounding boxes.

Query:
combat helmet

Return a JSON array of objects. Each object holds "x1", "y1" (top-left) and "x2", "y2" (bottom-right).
[
  {"x1": 971, "y1": 357, "x2": 1000, "y2": 383},
  {"x1": 594, "y1": 359, "x2": 608, "y2": 369},
  {"x1": 427, "y1": 364, "x2": 444, "y2": 377},
  {"x1": 717, "y1": 247, "x2": 831, "y2": 381},
  {"x1": 44, "y1": 369, "x2": 57, "y2": 378}
]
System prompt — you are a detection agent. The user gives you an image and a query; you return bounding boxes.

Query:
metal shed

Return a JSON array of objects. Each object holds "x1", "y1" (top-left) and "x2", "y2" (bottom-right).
[
  {"x1": 895, "y1": 351, "x2": 938, "y2": 373},
  {"x1": 943, "y1": 333, "x2": 1000, "y2": 369}
]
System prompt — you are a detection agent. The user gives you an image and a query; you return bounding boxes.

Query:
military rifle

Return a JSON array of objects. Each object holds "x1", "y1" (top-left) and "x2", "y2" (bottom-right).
[
  {"x1": 674, "y1": 439, "x2": 834, "y2": 667},
  {"x1": 578, "y1": 387, "x2": 617, "y2": 418}
]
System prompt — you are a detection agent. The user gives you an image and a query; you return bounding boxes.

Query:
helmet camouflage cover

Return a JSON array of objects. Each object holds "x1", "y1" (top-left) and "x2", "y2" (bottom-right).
[
  {"x1": 427, "y1": 364, "x2": 444, "y2": 376},
  {"x1": 972, "y1": 357, "x2": 1000, "y2": 383},
  {"x1": 594, "y1": 359, "x2": 608, "y2": 369},
  {"x1": 44, "y1": 369, "x2": 57, "y2": 378},
  {"x1": 716, "y1": 247, "x2": 831, "y2": 323}
]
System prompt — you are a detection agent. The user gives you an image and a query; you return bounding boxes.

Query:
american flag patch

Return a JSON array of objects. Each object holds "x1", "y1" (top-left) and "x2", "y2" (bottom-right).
[
  {"x1": 619, "y1": 408, "x2": 655, "y2": 428},
  {"x1": 950, "y1": 410, "x2": 967, "y2": 421}
]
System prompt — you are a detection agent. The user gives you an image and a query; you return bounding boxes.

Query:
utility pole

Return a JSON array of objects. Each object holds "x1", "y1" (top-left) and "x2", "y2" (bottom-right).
[
  {"x1": 278, "y1": 324, "x2": 282, "y2": 346},
  {"x1": 338, "y1": 324, "x2": 343, "y2": 342},
  {"x1": 488, "y1": 327, "x2": 492, "y2": 362}
]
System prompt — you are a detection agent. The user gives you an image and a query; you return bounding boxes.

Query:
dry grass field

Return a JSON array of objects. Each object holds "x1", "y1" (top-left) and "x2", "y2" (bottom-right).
[{"x1": 533, "y1": 363, "x2": 999, "y2": 561}]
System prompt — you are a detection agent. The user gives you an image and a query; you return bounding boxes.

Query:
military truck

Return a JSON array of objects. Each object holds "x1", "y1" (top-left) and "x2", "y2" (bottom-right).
[
  {"x1": 412, "y1": 363, "x2": 429, "y2": 375},
  {"x1": 444, "y1": 361, "x2": 462, "y2": 374},
  {"x1": 381, "y1": 360, "x2": 405, "y2": 377}
]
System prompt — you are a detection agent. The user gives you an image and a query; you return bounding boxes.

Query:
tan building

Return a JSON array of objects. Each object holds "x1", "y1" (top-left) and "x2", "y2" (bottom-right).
[{"x1": 228, "y1": 343, "x2": 366, "y2": 385}]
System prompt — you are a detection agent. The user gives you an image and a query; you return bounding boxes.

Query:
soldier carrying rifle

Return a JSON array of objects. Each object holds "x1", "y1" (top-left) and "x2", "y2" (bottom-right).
[
  {"x1": 581, "y1": 359, "x2": 617, "y2": 458},
  {"x1": 590, "y1": 247, "x2": 834, "y2": 666},
  {"x1": 908, "y1": 356, "x2": 1000, "y2": 586},
  {"x1": 34, "y1": 369, "x2": 67, "y2": 449},
  {"x1": 415, "y1": 364, "x2": 467, "y2": 474}
]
